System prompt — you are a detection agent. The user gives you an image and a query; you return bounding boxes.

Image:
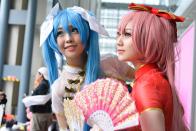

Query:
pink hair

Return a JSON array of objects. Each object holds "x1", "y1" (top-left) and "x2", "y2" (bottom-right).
[{"x1": 118, "y1": 11, "x2": 189, "y2": 131}]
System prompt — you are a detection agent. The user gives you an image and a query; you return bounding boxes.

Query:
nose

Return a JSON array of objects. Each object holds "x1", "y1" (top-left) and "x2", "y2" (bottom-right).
[
  {"x1": 65, "y1": 33, "x2": 72, "y2": 43},
  {"x1": 116, "y1": 35, "x2": 123, "y2": 46}
]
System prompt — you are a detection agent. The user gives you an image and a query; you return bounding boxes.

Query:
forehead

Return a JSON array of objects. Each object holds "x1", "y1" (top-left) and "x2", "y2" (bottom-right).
[
  {"x1": 58, "y1": 25, "x2": 74, "y2": 30},
  {"x1": 125, "y1": 21, "x2": 133, "y2": 30}
]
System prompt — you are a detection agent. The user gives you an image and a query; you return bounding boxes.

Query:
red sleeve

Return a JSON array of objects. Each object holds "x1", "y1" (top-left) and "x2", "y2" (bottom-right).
[{"x1": 132, "y1": 81, "x2": 164, "y2": 113}]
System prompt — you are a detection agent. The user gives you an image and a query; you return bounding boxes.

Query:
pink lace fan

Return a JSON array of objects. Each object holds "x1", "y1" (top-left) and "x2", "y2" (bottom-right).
[{"x1": 74, "y1": 78, "x2": 139, "y2": 131}]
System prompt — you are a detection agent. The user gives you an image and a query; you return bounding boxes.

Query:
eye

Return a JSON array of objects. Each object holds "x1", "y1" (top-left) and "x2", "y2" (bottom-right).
[
  {"x1": 124, "y1": 32, "x2": 132, "y2": 37},
  {"x1": 116, "y1": 32, "x2": 121, "y2": 38},
  {"x1": 117, "y1": 32, "x2": 121, "y2": 36},
  {"x1": 57, "y1": 30, "x2": 65, "y2": 37},
  {"x1": 71, "y1": 28, "x2": 79, "y2": 33}
]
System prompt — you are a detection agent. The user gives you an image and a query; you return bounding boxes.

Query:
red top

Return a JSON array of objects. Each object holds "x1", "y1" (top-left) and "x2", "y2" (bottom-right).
[{"x1": 127, "y1": 64, "x2": 173, "y2": 131}]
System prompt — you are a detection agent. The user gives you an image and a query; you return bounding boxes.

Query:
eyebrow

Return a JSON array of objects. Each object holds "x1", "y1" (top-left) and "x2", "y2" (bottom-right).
[
  {"x1": 57, "y1": 27, "x2": 63, "y2": 30},
  {"x1": 57, "y1": 25, "x2": 74, "y2": 31},
  {"x1": 125, "y1": 28, "x2": 132, "y2": 31}
]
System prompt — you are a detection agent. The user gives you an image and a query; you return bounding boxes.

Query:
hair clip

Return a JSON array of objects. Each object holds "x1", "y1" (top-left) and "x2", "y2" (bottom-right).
[{"x1": 128, "y1": 3, "x2": 185, "y2": 22}]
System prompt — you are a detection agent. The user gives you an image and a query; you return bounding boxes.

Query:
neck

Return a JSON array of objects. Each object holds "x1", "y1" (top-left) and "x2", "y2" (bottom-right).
[
  {"x1": 132, "y1": 62, "x2": 145, "y2": 71},
  {"x1": 66, "y1": 52, "x2": 87, "y2": 69}
]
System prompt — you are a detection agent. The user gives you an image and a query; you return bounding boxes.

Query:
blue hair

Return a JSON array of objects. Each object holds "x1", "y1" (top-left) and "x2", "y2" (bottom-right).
[{"x1": 42, "y1": 8, "x2": 101, "y2": 85}]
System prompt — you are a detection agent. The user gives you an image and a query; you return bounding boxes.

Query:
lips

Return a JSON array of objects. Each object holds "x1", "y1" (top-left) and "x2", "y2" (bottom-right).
[
  {"x1": 117, "y1": 49, "x2": 125, "y2": 54},
  {"x1": 64, "y1": 45, "x2": 77, "y2": 51}
]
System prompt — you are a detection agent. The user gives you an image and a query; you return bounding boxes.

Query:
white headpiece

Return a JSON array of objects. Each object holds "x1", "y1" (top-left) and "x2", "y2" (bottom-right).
[
  {"x1": 40, "y1": 3, "x2": 61, "y2": 46},
  {"x1": 38, "y1": 67, "x2": 48, "y2": 80},
  {"x1": 67, "y1": 6, "x2": 109, "y2": 36},
  {"x1": 40, "y1": 3, "x2": 109, "y2": 46}
]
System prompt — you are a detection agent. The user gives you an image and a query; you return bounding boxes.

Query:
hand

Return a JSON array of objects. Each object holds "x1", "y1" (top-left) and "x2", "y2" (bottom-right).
[{"x1": 90, "y1": 124, "x2": 102, "y2": 131}]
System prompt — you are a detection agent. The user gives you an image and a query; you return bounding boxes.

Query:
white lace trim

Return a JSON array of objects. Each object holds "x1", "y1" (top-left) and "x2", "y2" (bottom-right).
[
  {"x1": 63, "y1": 64, "x2": 83, "y2": 74},
  {"x1": 87, "y1": 110, "x2": 114, "y2": 131}
]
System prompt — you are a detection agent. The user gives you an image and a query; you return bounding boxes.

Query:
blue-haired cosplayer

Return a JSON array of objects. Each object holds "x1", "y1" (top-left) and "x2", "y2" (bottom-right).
[{"x1": 40, "y1": 4, "x2": 109, "y2": 131}]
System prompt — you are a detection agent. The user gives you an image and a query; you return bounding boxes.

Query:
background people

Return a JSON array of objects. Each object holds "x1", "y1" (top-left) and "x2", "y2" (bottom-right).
[{"x1": 30, "y1": 67, "x2": 52, "y2": 131}]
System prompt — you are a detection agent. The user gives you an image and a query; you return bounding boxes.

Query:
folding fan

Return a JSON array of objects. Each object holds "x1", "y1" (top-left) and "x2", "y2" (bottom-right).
[{"x1": 74, "y1": 78, "x2": 139, "y2": 131}]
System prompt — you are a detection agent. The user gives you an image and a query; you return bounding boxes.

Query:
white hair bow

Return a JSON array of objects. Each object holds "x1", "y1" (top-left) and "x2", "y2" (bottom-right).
[
  {"x1": 40, "y1": 3, "x2": 109, "y2": 46},
  {"x1": 40, "y1": 3, "x2": 61, "y2": 46},
  {"x1": 68, "y1": 6, "x2": 109, "y2": 36}
]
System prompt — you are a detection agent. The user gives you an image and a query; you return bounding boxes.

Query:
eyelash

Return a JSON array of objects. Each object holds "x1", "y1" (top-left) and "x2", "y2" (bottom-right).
[
  {"x1": 116, "y1": 32, "x2": 132, "y2": 37},
  {"x1": 57, "y1": 28, "x2": 79, "y2": 37},
  {"x1": 117, "y1": 32, "x2": 121, "y2": 36},
  {"x1": 124, "y1": 32, "x2": 132, "y2": 37},
  {"x1": 71, "y1": 28, "x2": 78, "y2": 33},
  {"x1": 57, "y1": 31, "x2": 65, "y2": 37}
]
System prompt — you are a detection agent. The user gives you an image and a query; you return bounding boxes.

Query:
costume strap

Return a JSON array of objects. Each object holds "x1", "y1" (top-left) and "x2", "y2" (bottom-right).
[{"x1": 128, "y1": 3, "x2": 185, "y2": 22}]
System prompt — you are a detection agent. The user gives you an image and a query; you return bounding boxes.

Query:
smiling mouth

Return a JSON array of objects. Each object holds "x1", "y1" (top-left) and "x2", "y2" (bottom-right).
[{"x1": 64, "y1": 45, "x2": 77, "y2": 49}]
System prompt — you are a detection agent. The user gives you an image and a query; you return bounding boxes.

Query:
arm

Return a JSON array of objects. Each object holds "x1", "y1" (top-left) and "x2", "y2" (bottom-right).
[
  {"x1": 140, "y1": 109, "x2": 165, "y2": 131},
  {"x1": 23, "y1": 94, "x2": 51, "y2": 107},
  {"x1": 51, "y1": 80, "x2": 68, "y2": 130},
  {"x1": 32, "y1": 81, "x2": 49, "y2": 95},
  {"x1": 55, "y1": 113, "x2": 68, "y2": 130},
  {"x1": 133, "y1": 81, "x2": 166, "y2": 131}
]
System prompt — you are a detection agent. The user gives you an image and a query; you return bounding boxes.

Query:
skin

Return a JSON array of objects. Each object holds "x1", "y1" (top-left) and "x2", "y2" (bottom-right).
[
  {"x1": 57, "y1": 25, "x2": 87, "y2": 68},
  {"x1": 116, "y1": 26, "x2": 138, "y2": 62},
  {"x1": 55, "y1": 25, "x2": 87, "y2": 130},
  {"x1": 34, "y1": 72, "x2": 44, "y2": 88},
  {"x1": 116, "y1": 21, "x2": 165, "y2": 131},
  {"x1": 0, "y1": 91, "x2": 5, "y2": 102}
]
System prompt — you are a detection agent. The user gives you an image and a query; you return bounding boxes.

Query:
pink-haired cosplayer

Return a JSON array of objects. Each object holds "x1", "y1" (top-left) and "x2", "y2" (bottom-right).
[{"x1": 116, "y1": 3, "x2": 189, "y2": 131}]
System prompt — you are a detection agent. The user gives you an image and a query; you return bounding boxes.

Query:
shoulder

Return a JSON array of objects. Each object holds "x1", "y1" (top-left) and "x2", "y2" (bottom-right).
[
  {"x1": 132, "y1": 70, "x2": 171, "y2": 112},
  {"x1": 35, "y1": 80, "x2": 49, "y2": 91},
  {"x1": 51, "y1": 73, "x2": 70, "y2": 95},
  {"x1": 135, "y1": 69, "x2": 169, "y2": 90},
  {"x1": 40, "y1": 79, "x2": 49, "y2": 87}
]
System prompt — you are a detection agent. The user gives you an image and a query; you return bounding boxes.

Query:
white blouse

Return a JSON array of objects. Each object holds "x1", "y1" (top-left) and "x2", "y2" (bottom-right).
[
  {"x1": 51, "y1": 54, "x2": 134, "y2": 114},
  {"x1": 52, "y1": 65, "x2": 84, "y2": 114}
]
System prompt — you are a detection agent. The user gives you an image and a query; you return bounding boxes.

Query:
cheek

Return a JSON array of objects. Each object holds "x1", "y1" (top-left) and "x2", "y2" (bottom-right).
[
  {"x1": 57, "y1": 38, "x2": 64, "y2": 51},
  {"x1": 77, "y1": 44, "x2": 85, "y2": 54},
  {"x1": 73, "y1": 35, "x2": 82, "y2": 43},
  {"x1": 73, "y1": 35, "x2": 84, "y2": 52},
  {"x1": 122, "y1": 40, "x2": 137, "y2": 60},
  {"x1": 124, "y1": 39, "x2": 134, "y2": 53}
]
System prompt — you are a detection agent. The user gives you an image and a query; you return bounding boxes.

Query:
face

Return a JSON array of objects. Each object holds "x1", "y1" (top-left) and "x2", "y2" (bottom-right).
[
  {"x1": 56, "y1": 25, "x2": 85, "y2": 60},
  {"x1": 116, "y1": 21, "x2": 140, "y2": 63},
  {"x1": 34, "y1": 72, "x2": 43, "y2": 87},
  {"x1": 0, "y1": 92, "x2": 4, "y2": 101}
]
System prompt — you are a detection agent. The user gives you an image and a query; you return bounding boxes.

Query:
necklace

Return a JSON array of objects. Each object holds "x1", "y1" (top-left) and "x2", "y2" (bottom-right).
[
  {"x1": 66, "y1": 70, "x2": 85, "y2": 92},
  {"x1": 63, "y1": 64, "x2": 86, "y2": 100}
]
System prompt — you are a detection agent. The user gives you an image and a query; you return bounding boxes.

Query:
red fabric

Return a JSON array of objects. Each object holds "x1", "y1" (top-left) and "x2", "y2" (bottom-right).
[
  {"x1": 129, "y1": 64, "x2": 173, "y2": 131},
  {"x1": 128, "y1": 3, "x2": 185, "y2": 22},
  {"x1": 3, "y1": 114, "x2": 14, "y2": 121}
]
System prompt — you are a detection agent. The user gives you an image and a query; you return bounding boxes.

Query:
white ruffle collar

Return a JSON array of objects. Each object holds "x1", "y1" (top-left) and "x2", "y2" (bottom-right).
[{"x1": 63, "y1": 64, "x2": 83, "y2": 74}]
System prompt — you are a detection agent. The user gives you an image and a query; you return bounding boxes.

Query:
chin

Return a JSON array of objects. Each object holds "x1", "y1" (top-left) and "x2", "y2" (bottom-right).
[{"x1": 117, "y1": 56, "x2": 127, "y2": 62}]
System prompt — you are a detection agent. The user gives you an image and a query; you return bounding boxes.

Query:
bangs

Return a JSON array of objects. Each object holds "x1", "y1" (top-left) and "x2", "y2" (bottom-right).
[
  {"x1": 53, "y1": 9, "x2": 90, "y2": 47},
  {"x1": 118, "y1": 12, "x2": 134, "y2": 34}
]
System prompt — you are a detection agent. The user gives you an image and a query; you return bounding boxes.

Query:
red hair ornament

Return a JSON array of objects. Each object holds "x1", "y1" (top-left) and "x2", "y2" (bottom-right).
[{"x1": 128, "y1": 3, "x2": 185, "y2": 22}]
